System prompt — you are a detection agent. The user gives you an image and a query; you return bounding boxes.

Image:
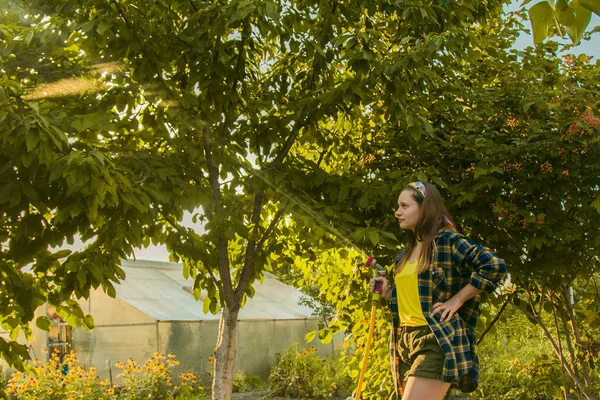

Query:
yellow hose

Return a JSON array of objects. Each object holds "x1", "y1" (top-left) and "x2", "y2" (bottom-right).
[{"x1": 354, "y1": 303, "x2": 377, "y2": 400}]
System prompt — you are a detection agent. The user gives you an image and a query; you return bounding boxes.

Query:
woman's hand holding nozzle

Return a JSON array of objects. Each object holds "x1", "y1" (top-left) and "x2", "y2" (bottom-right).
[
  {"x1": 366, "y1": 257, "x2": 392, "y2": 301},
  {"x1": 369, "y1": 276, "x2": 392, "y2": 301}
]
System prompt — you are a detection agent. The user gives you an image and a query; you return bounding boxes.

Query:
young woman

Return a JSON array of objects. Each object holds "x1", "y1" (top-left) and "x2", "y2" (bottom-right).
[{"x1": 370, "y1": 182, "x2": 507, "y2": 400}]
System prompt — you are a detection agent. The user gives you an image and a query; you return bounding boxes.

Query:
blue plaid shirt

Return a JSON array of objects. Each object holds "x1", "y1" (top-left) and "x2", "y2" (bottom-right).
[{"x1": 388, "y1": 229, "x2": 507, "y2": 393}]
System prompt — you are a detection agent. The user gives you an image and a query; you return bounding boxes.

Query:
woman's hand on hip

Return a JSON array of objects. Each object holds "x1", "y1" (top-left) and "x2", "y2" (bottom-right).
[
  {"x1": 432, "y1": 284, "x2": 482, "y2": 321},
  {"x1": 431, "y1": 296, "x2": 464, "y2": 322}
]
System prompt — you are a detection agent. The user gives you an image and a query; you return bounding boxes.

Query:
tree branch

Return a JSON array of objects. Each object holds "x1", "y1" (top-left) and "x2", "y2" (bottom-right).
[
  {"x1": 109, "y1": 0, "x2": 133, "y2": 30},
  {"x1": 222, "y1": 20, "x2": 250, "y2": 141},
  {"x1": 269, "y1": 129, "x2": 298, "y2": 168},
  {"x1": 536, "y1": 313, "x2": 596, "y2": 400},
  {"x1": 477, "y1": 292, "x2": 512, "y2": 345},
  {"x1": 519, "y1": 288, "x2": 597, "y2": 400},
  {"x1": 262, "y1": 3, "x2": 338, "y2": 172},
  {"x1": 561, "y1": 283, "x2": 592, "y2": 387},
  {"x1": 234, "y1": 189, "x2": 265, "y2": 302},
  {"x1": 257, "y1": 209, "x2": 285, "y2": 250},
  {"x1": 235, "y1": 200, "x2": 286, "y2": 302},
  {"x1": 551, "y1": 291, "x2": 570, "y2": 400},
  {"x1": 202, "y1": 126, "x2": 234, "y2": 303}
]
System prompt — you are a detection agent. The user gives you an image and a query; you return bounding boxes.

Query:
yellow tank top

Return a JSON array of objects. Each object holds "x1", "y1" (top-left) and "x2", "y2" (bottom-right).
[{"x1": 394, "y1": 259, "x2": 428, "y2": 327}]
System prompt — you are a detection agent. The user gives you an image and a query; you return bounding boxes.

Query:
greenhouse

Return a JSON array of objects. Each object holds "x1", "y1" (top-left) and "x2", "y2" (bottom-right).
[{"x1": 26, "y1": 259, "x2": 340, "y2": 381}]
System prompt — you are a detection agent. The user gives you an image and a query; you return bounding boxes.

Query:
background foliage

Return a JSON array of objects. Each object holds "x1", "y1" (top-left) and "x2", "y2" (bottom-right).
[{"x1": 1, "y1": 0, "x2": 599, "y2": 399}]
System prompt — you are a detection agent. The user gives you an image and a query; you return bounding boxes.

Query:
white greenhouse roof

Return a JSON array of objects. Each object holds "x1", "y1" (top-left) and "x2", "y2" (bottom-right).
[{"x1": 116, "y1": 259, "x2": 316, "y2": 322}]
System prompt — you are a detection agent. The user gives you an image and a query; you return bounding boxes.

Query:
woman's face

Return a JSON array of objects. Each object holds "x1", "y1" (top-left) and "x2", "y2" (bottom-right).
[{"x1": 395, "y1": 190, "x2": 422, "y2": 232}]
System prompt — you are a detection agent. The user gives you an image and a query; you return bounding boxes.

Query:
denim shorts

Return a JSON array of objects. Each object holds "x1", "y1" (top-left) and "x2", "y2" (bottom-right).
[{"x1": 396, "y1": 325, "x2": 445, "y2": 382}]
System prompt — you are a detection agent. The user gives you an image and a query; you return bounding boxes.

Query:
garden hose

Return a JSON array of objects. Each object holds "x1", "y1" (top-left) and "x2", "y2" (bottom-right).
[{"x1": 354, "y1": 257, "x2": 386, "y2": 400}]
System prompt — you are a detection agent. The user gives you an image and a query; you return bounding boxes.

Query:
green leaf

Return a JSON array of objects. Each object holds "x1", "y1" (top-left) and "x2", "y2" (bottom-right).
[
  {"x1": 96, "y1": 20, "x2": 112, "y2": 35},
  {"x1": 579, "y1": 0, "x2": 600, "y2": 15},
  {"x1": 543, "y1": 301, "x2": 555, "y2": 313},
  {"x1": 416, "y1": 172, "x2": 428, "y2": 182},
  {"x1": 528, "y1": 1, "x2": 556, "y2": 44},
  {"x1": 229, "y1": 4, "x2": 255, "y2": 24},
  {"x1": 358, "y1": 194, "x2": 369, "y2": 209},
  {"x1": 566, "y1": 0, "x2": 592, "y2": 44},
  {"x1": 305, "y1": 330, "x2": 317, "y2": 343},
  {"x1": 105, "y1": 283, "x2": 116, "y2": 298},
  {"x1": 591, "y1": 196, "x2": 600, "y2": 214},
  {"x1": 203, "y1": 296, "x2": 211, "y2": 314},
  {"x1": 264, "y1": 1, "x2": 280, "y2": 21},
  {"x1": 77, "y1": 269, "x2": 87, "y2": 287},
  {"x1": 24, "y1": 30, "x2": 34, "y2": 46},
  {"x1": 473, "y1": 167, "x2": 489, "y2": 179},
  {"x1": 36, "y1": 316, "x2": 52, "y2": 331},
  {"x1": 209, "y1": 299, "x2": 218, "y2": 314},
  {"x1": 193, "y1": 288, "x2": 202, "y2": 301},
  {"x1": 348, "y1": 369, "x2": 359, "y2": 378},
  {"x1": 9, "y1": 326, "x2": 21, "y2": 341},
  {"x1": 350, "y1": 58, "x2": 369, "y2": 75},
  {"x1": 83, "y1": 315, "x2": 95, "y2": 331},
  {"x1": 312, "y1": 42, "x2": 327, "y2": 59},
  {"x1": 338, "y1": 185, "x2": 350, "y2": 202},
  {"x1": 53, "y1": 250, "x2": 72, "y2": 259},
  {"x1": 25, "y1": 132, "x2": 39, "y2": 152},
  {"x1": 381, "y1": 231, "x2": 397, "y2": 240},
  {"x1": 368, "y1": 230, "x2": 380, "y2": 246},
  {"x1": 319, "y1": 328, "x2": 333, "y2": 344}
]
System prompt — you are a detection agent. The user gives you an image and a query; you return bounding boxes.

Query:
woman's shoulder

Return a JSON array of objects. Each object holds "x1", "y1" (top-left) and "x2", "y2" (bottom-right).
[{"x1": 435, "y1": 228, "x2": 466, "y2": 242}]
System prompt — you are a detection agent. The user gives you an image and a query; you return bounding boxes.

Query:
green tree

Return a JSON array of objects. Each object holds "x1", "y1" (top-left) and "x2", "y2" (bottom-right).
[
  {"x1": 375, "y1": 32, "x2": 600, "y2": 400},
  {"x1": 9, "y1": 0, "x2": 596, "y2": 399},
  {"x1": 293, "y1": 10, "x2": 600, "y2": 400},
  {"x1": 0, "y1": 1, "x2": 198, "y2": 369},
  {"x1": 432, "y1": 43, "x2": 600, "y2": 400},
  {"x1": 13, "y1": 0, "x2": 511, "y2": 399}
]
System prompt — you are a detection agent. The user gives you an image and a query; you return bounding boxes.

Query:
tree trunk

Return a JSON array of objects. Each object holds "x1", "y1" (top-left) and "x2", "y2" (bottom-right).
[{"x1": 212, "y1": 304, "x2": 240, "y2": 400}]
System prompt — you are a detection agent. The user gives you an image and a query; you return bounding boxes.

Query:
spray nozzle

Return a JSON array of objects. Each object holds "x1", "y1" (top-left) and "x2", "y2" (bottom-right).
[
  {"x1": 365, "y1": 256, "x2": 386, "y2": 275},
  {"x1": 365, "y1": 256, "x2": 386, "y2": 294}
]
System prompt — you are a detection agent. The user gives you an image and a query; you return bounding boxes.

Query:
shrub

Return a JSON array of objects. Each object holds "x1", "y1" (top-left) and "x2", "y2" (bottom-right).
[
  {"x1": 473, "y1": 307, "x2": 563, "y2": 399},
  {"x1": 268, "y1": 343, "x2": 352, "y2": 399},
  {"x1": 232, "y1": 370, "x2": 266, "y2": 393},
  {"x1": 0, "y1": 368, "x2": 8, "y2": 400}
]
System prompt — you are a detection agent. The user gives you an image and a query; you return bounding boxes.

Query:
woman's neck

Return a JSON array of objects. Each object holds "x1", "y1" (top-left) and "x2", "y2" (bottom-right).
[{"x1": 410, "y1": 241, "x2": 423, "y2": 263}]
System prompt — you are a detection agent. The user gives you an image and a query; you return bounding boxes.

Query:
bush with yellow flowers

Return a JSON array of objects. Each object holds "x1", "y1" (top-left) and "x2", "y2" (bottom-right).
[
  {"x1": 116, "y1": 352, "x2": 207, "y2": 400},
  {"x1": 4, "y1": 350, "x2": 208, "y2": 400},
  {"x1": 173, "y1": 371, "x2": 209, "y2": 400},
  {"x1": 5, "y1": 349, "x2": 116, "y2": 400}
]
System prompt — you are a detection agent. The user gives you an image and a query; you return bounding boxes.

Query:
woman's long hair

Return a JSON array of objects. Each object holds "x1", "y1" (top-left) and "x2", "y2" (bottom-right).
[{"x1": 397, "y1": 182, "x2": 457, "y2": 274}]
